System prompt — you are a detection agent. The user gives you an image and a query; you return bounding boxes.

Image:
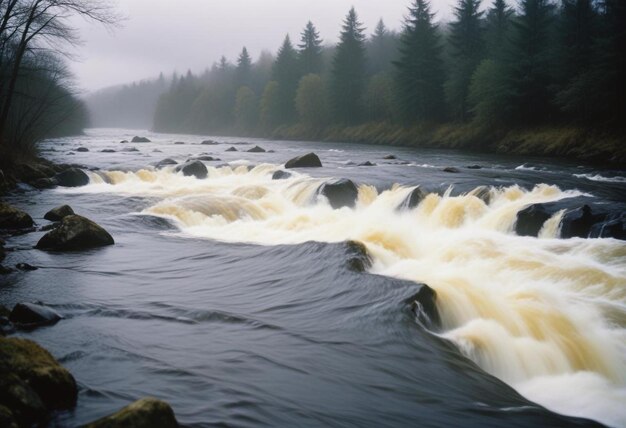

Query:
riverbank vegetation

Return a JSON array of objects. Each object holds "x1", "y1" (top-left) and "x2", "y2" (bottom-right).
[
  {"x1": 0, "y1": 0, "x2": 116, "y2": 168},
  {"x1": 151, "y1": 0, "x2": 625, "y2": 164}
]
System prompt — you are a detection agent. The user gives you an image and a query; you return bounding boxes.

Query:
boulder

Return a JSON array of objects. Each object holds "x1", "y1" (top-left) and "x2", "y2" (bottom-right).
[
  {"x1": 0, "y1": 337, "x2": 78, "y2": 410},
  {"x1": 318, "y1": 179, "x2": 358, "y2": 209},
  {"x1": 15, "y1": 263, "x2": 37, "y2": 271},
  {"x1": 174, "y1": 141, "x2": 185, "y2": 145},
  {"x1": 285, "y1": 152, "x2": 322, "y2": 169},
  {"x1": 406, "y1": 285, "x2": 440, "y2": 328},
  {"x1": 358, "y1": 161, "x2": 375, "y2": 167},
  {"x1": 560, "y1": 205, "x2": 601, "y2": 239},
  {"x1": 272, "y1": 170, "x2": 292, "y2": 180},
  {"x1": 76, "y1": 147, "x2": 89, "y2": 152},
  {"x1": 119, "y1": 140, "x2": 129, "y2": 144},
  {"x1": 121, "y1": 147, "x2": 139, "y2": 153},
  {"x1": 344, "y1": 240, "x2": 371, "y2": 272},
  {"x1": 225, "y1": 147, "x2": 238, "y2": 152},
  {"x1": 84, "y1": 398, "x2": 179, "y2": 428},
  {"x1": 202, "y1": 140, "x2": 218, "y2": 145},
  {"x1": 44, "y1": 205, "x2": 75, "y2": 222},
  {"x1": 131, "y1": 136, "x2": 150, "y2": 143},
  {"x1": 247, "y1": 146, "x2": 266, "y2": 153},
  {"x1": 400, "y1": 187, "x2": 426, "y2": 210},
  {"x1": 101, "y1": 149, "x2": 116, "y2": 153},
  {"x1": 0, "y1": 203, "x2": 34, "y2": 229},
  {"x1": 155, "y1": 158, "x2": 178, "y2": 168},
  {"x1": 175, "y1": 160, "x2": 208, "y2": 179},
  {"x1": 443, "y1": 167, "x2": 460, "y2": 173},
  {"x1": 36, "y1": 215, "x2": 114, "y2": 251},
  {"x1": 54, "y1": 168, "x2": 89, "y2": 187},
  {"x1": 0, "y1": 372, "x2": 46, "y2": 427},
  {"x1": 14, "y1": 163, "x2": 54, "y2": 182},
  {"x1": 515, "y1": 204, "x2": 553, "y2": 237},
  {"x1": 31, "y1": 178, "x2": 57, "y2": 190},
  {"x1": 9, "y1": 303, "x2": 61, "y2": 328},
  {"x1": 383, "y1": 155, "x2": 396, "y2": 160},
  {"x1": 590, "y1": 212, "x2": 626, "y2": 240}
]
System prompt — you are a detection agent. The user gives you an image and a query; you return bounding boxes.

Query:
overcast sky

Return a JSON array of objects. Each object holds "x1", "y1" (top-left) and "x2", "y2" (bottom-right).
[{"x1": 72, "y1": 0, "x2": 455, "y2": 93}]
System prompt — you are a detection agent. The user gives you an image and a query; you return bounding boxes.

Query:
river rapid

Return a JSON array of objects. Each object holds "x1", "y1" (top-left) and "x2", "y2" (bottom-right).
[{"x1": 1, "y1": 128, "x2": 625, "y2": 427}]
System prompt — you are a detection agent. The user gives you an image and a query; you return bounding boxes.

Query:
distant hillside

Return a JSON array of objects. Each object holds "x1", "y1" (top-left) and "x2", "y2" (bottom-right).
[{"x1": 84, "y1": 75, "x2": 169, "y2": 129}]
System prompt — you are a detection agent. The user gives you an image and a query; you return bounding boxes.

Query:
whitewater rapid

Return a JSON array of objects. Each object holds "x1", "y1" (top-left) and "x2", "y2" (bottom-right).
[{"x1": 69, "y1": 163, "x2": 626, "y2": 427}]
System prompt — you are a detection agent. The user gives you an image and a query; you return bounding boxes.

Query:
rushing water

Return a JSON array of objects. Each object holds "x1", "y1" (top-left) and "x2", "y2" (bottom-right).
[{"x1": 2, "y1": 128, "x2": 625, "y2": 427}]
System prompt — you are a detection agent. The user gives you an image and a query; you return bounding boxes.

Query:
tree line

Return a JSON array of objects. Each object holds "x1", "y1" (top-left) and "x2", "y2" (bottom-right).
[
  {"x1": 0, "y1": 0, "x2": 115, "y2": 163},
  {"x1": 153, "y1": 0, "x2": 625, "y2": 139}
]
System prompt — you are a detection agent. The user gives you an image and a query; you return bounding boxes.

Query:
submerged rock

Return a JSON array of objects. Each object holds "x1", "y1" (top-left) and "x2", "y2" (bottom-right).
[
  {"x1": 54, "y1": 168, "x2": 89, "y2": 187},
  {"x1": 406, "y1": 285, "x2": 440, "y2": 328},
  {"x1": 225, "y1": 146, "x2": 238, "y2": 152},
  {"x1": 131, "y1": 136, "x2": 150, "y2": 143},
  {"x1": 318, "y1": 179, "x2": 358, "y2": 209},
  {"x1": 0, "y1": 337, "x2": 78, "y2": 411},
  {"x1": 470, "y1": 185, "x2": 492, "y2": 205},
  {"x1": 76, "y1": 147, "x2": 89, "y2": 152},
  {"x1": 383, "y1": 154, "x2": 396, "y2": 160},
  {"x1": 358, "y1": 161, "x2": 376, "y2": 167},
  {"x1": 193, "y1": 155, "x2": 219, "y2": 162},
  {"x1": 0, "y1": 203, "x2": 34, "y2": 229},
  {"x1": 344, "y1": 240, "x2": 371, "y2": 272},
  {"x1": 466, "y1": 164, "x2": 482, "y2": 169},
  {"x1": 442, "y1": 167, "x2": 460, "y2": 173},
  {"x1": 247, "y1": 146, "x2": 266, "y2": 153},
  {"x1": 101, "y1": 149, "x2": 116, "y2": 153},
  {"x1": 121, "y1": 147, "x2": 139, "y2": 153},
  {"x1": 272, "y1": 170, "x2": 292, "y2": 180},
  {"x1": 155, "y1": 158, "x2": 178, "y2": 168},
  {"x1": 202, "y1": 140, "x2": 218, "y2": 145},
  {"x1": 400, "y1": 187, "x2": 426, "y2": 210},
  {"x1": 85, "y1": 397, "x2": 179, "y2": 428},
  {"x1": 9, "y1": 303, "x2": 61, "y2": 328},
  {"x1": 36, "y1": 215, "x2": 114, "y2": 251},
  {"x1": 31, "y1": 178, "x2": 56, "y2": 189},
  {"x1": 175, "y1": 160, "x2": 208, "y2": 179},
  {"x1": 119, "y1": 140, "x2": 129, "y2": 144},
  {"x1": 15, "y1": 263, "x2": 37, "y2": 271},
  {"x1": 44, "y1": 205, "x2": 75, "y2": 222},
  {"x1": 285, "y1": 152, "x2": 322, "y2": 169}
]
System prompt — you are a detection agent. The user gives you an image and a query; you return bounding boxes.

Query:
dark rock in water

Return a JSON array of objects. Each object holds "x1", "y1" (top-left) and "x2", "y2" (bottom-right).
[
  {"x1": 121, "y1": 147, "x2": 139, "y2": 153},
  {"x1": 400, "y1": 187, "x2": 426, "y2": 210},
  {"x1": 36, "y1": 215, "x2": 114, "y2": 251},
  {"x1": 119, "y1": 140, "x2": 129, "y2": 144},
  {"x1": 358, "y1": 161, "x2": 376, "y2": 167},
  {"x1": 84, "y1": 398, "x2": 179, "y2": 428},
  {"x1": 76, "y1": 147, "x2": 89, "y2": 152},
  {"x1": 318, "y1": 179, "x2": 358, "y2": 209},
  {"x1": 0, "y1": 371, "x2": 47, "y2": 426},
  {"x1": 0, "y1": 203, "x2": 34, "y2": 229},
  {"x1": 0, "y1": 265, "x2": 14, "y2": 274},
  {"x1": 175, "y1": 160, "x2": 208, "y2": 179},
  {"x1": 267, "y1": 150, "x2": 275, "y2": 153},
  {"x1": 131, "y1": 136, "x2": 150, "y2": 143},
  {"x1": 383, "y1": 154, "x2": 396, "y2": 160},
  {"x1": 225, "y1": 146, "x2": 238, "y2": 152},
  {"x1": 14, "y1": 163, "x2": 55, "y2": 182},
  {"x1": 0, "y1": 337, "x2": 78, "y2": 411},
  {"x1": 471, "y1": 186, "x2": 492, "y2": 205},
  {"x1": 515, "y1": 204, "x2": 553, "y2": 237},
  {"x1": 152, "y1": 149, "x2": 163, "y2": 153},
  {"x1": 67, "y1": 152, "x2": 75, "y2": 155},
  {"x1": 202, "y1": 140, "x2": 218, "y2": 145},
  {"x1": 174, "y1": 141, "x2": 185, "y2": 145},
  {"x1": 9, "y1": 303, "x2": 61, "y2": 327},
  {"x1": 44, "y1": 205, "x2": 75, "y2": 222},
  {"x1": 101, "y1": 149, "x2": 116, "y2": 153},
  {"x1": 54, "y1": 168, "x2": 89, "y2": 187},
  {"x1": 193, "y1": 156, "x2": 219, "y2": 161},
  {"x1": 344, "y1": 240, "x2": 371, "y2": 272},
  {"x1": 285, "y1": 152, "x2": 322, "y2": 169},
  {"x1": 590, "y1": 212, "x2": 626, "y2": 240},
  {"x1": 15, "y1": 263, "x2": 37, "y2": 271},
  {"x1": 406, "y1": 285, "x2": 440, "y2": 328},
  {"x1": 560, "y1": 205, "x2": 602, "y2": 239},
  {"x1": 155, "y1": 158, "x2": 178, "y2": 168},
  {"x1": 247, "y1": 146, "x2": 266, "y2": 153},
  {"x1": 272, "y1": 170, "x2": 292, "y2": 180},
  {"x1": 443, "y1": 167, "x2": 460, "y2": 173},
  {"x1": 466, "y1": 164, "x2": 482, "y2": 169}
]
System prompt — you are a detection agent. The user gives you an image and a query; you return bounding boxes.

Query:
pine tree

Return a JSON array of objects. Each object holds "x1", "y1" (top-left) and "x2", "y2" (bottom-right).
[
  {"x1": 331, "y1": 7, "x2": 367, "y2": 124},
  {"x1": 446, "y1": 0, "x2": 484, "y2": 121},
  {"x1": 394, "y1": 0, "x2": 445, "y2": 122},
  {"x1": 272, "y1": 35, "x2": 300, "y2": 124},
  {"x1": 367, "y1": 19, "x2": 399, "y2": 75},
  {"x1": 485, "y1": 0, "x2": 513, "y2": 60},
  {"x1": 236, "y1": 47, "x2": 252, "y2": 87},
  {"x1": 299, "y1": 21, "x2": 323, "y2": 75}
]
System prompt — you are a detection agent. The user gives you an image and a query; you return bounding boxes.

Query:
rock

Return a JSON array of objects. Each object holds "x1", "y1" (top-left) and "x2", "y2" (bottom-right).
[
  {"x1": 0, "y1": 372, "x2": 47, "y2": 427},
  {"x1": 119, "y1": 140, "x2": 129, "y2": 144},
  {"x1": 155, "y1": 158, "x2": 178, "y2": 168},
  {"x1": 31, "y1": 178, "x2": 57, "y2": 189},
  {"x1": 383, "y1": 155, "x2": 396, "y2": 160},
  {"x1": 36, "y1": 215, "x2": 114, "y2": 251},
  {"x1": 0, "y1": 203, "x2": 34, "y2": 229},
  {"x1": 344, "y1": 240, "x2": 371, "y2": 272},
  {"x1": 285, "y1": 153, "x2": 322, "y2": 169},
  {"x1": 466, "y1": 164, "x2": 482, "y2": 169},
  {"x1": 318, "y1": 179, "x2": 358, "y2": 209},
  {"x1": 272, "y1": 170, "x2": 292, "y2": 180},
  {"x1": 44, "y1": 205, "x2": 75, "y2": 222},
  {"x1": 225, "y1": 146, "x2": 238, "y2": 152},
  {"x1": 400, "y1": 187, "x2": 426, "y2": 210},
  {"x1": 14, "y1": 163, "x2": 54, "y2": 182},
  {"x1": 175, "y1": 160, "x2": 208, "y2": 179},
  {"x1": 101, "y1": 149, "x2": 116, "y2": 153},
  {"x1": 590, "y1": 212, "x2": 626, "y2": 240},
  {"x1": 0, "y1": 337, "x2": 78, "y2": 410},
  {"x1": 515, "y1": 204, "x2": 553, "y2": 237},
  {"x1": 201, "y1": 140, "x2": 218, "y2": 145},
  {"x1": 0, "y1": 266, "x2": 14, "y2": 275},
  {"x1": 358, "y1": 161, "x2": 376, "y2": 167},
  {"x1": 470, "y1": 185, "x2": 492, "y2": 205},
  {"x1": 174, "y1": 141, "x2": 185, "y2": 145},
  {"x1": 247, "y1": 146, "x2": 266, "y2": 153},
  {"x1": 76, "y1": 147, "x2": 89, "y2": 152},
  {"x1": 442, "y1": 167, "x2": 460, "y2": 173},
  {"x1": 15, "y1": 263, "x2": 37, "y2": 271},
  {"x1": 406, "y1": 285, "x2": 440, "y2": 328},
  {"x1": 121, "y1": 147, "x2": 139, "y2": 153},
  {"x1": 152, "y1": 149, "x2": 162, "y2": 153},
  {"x1": 560, "y1": 205, "x2": 600, "y2": 239},
  {"x1": 84, "y1": 398, "x2": 179, "y2": 428},
  {"x1": 131, "y1": 136, "x2": 150, "y2": 143},
  {"x1": 193, "y1": 156, "x2": 219, "y2": 161},
  {"x1": 54, "y1": 168, "x2": 89, "y2": 187},
  {"x1": 9, "y1": 303, "x2": 61, "y2": 328}
]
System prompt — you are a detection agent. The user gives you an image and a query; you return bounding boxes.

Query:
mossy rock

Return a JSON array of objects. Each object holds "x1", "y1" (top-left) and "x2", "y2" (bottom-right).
[
  {"x1": 84, "y1": 398, "x2": 179, "y2": 428},
  {"x1": 0, "y1": 203, "x2": 34, "y2": 229},
  {"x1": 36, "y1": 215, "x2": 114, "y2": 251},
  {"x1": 0, "y1": 337, "x2": 78, "y2": 410}
]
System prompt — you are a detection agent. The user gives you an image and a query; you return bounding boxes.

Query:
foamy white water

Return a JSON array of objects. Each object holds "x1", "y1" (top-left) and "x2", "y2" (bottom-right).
[{"x1": 71, "y1": 163, "x2": 626, "y2": 427}]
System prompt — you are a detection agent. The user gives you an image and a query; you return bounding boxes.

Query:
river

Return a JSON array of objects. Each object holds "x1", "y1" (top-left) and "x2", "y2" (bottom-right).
[{"x1": 1, "y1": 128, "x2": 625, "y2": 427}]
